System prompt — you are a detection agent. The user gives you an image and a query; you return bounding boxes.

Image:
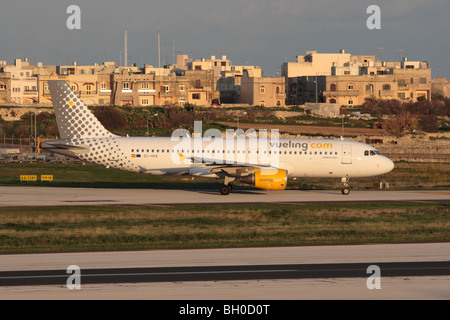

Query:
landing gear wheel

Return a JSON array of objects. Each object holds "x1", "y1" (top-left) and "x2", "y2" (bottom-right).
[
  {"x1": 220, "y1": 184, "x2": 231, "y2": 195},
  {"x1": 341, "y1": 177, "x2": 350, "y2": 195}
]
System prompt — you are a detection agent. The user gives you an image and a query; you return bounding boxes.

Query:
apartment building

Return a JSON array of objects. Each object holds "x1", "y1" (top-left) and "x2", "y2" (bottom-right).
[
  {"x1": 238, "y1": 69, "x2": 285, "y2": 107},
  {"x1": 155, "y1": 69, "x2": 216, "y2": 107},
  {"x1": 38, "y1": 61, "x2": 121, "y2": 106},
  {"x1": 283, "y1": 50, "x2": 431, "y2": 106},
  {"x1": 0, "y1": 59, "x2": 39, "y2": 104}
]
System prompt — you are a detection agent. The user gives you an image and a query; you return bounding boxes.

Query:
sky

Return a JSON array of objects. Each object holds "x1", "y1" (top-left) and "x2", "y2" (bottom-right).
[{"x1": 0, "y1": 0, "x2": 449, "y2": 78}]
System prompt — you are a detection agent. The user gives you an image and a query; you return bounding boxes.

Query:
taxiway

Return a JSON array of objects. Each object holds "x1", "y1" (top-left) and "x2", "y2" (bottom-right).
[{"x1": 0, "y1": 186, "x2": 448, "y2": 206}]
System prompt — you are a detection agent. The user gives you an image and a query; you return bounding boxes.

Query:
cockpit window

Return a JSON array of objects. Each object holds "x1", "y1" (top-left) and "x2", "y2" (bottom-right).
[{"x1": 365, "y1": 150, "x2": 381, "y2": 156}]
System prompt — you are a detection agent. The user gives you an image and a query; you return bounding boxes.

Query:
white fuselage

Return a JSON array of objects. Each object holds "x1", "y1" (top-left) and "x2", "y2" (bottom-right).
[{"x1": 58, "y1": 137, "x2": 394, "y2": 179}]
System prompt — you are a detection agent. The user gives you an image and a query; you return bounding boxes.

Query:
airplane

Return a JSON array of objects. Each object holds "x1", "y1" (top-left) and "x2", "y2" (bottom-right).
[{"x1": 40, "y1": 80, "x2": 394, "y2": 195}]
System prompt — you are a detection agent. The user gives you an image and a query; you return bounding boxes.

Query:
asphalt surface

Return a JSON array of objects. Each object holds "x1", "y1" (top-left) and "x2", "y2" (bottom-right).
[
  {"x1": 1, "y1": 244, "x2": 450, "y2": 299},
  {"x1": 1, "y1": 261, "x2": 450, "y2": 287},
  {"x1": 0, "y1": 186, "x2": 449, "y2": 206}
]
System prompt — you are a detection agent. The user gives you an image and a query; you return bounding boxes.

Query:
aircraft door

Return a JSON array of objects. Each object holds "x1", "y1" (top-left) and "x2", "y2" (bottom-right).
[{"x1": 342, "y1": 144, "x2": 352, "y2": 164}]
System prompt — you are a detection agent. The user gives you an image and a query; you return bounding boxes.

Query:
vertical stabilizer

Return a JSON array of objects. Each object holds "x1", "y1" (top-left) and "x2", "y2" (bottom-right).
[{"x1": 48, "y1": 80, "x2": 116, "y2": 139}]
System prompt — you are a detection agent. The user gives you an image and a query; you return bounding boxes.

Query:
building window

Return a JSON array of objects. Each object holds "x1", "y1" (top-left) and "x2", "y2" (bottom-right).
[
  {"x1": 162, "y1": 85, "x2": 169, "y2": 92},
  {"x1": 195, "y1": 80, "x2": 202, "y2": 89},
  {"x1": 347, "y1": 83, "x2": 354, "y2": 90},
  {"x1": 276, "y1": 87, "x2": 280, "y2": 94},
  {"x1": 179, "y1": 85, "x2": 186, "y2": 92},
  {"x1": 86, "y1": 85, "x2": 92, "y2": 94},
  {"x1": 101, "y1": 82, "x2": 107, "y2": 91},
  {"x1": 330, "y1": 84, "x2": 336, "y2": 91},
  {"x1": 123, "y1": 82, "x2": 130, "y2": 90},
  {"x1": 260, "y1": 101, "x2": 265, "y2": 107},
  {"x1": 398, "y1": 92, "x2": 406, "y2": 100},
  {"x1": 398, "y1": 79, "x2": 406, "y2": 86},
  {"x1": 382, "y1": 84, "x2": 391, "y2": 91},
  {"x1": 366, "y1": 84, "x2": 374, "y2": 92},
  {"x1": 192, "y1": 93, "x2": 200, "y2": 100},
  {"x1": 329, "y1": 99, "x2": 337, "y2": 104},
  {"x1": 141, "y1": 82, "x2": 149, "y2": 89},
  {"x1": 141, "y1": 98, "x2": 149, "y2": 105},
  {"x1": 419, "y1": 78, "x2": 427, "y2": 84},
  {"x1": 348, "y1": 99, "x2": 354, "y2": 105},
  {"x1": 260, "y1": 86, "x2": 265, "y2": 94}
]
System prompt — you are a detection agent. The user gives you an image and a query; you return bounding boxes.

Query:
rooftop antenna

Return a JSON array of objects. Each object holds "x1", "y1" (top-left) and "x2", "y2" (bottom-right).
[
  {"x1": 157, "y1": 31, "x2": 161, "y2": 73},
  {"x1": 124, "y1": 29, "x2": 128, "y2": 67}
]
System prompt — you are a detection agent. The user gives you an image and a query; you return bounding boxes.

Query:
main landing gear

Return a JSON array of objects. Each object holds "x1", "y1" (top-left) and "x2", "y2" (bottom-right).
[
  {"x1": 341, "y1": 177, "x2": 350, "y2": 195},
  {"x1": 219, "y1": 176, "x2": 235, "y2": 195}
]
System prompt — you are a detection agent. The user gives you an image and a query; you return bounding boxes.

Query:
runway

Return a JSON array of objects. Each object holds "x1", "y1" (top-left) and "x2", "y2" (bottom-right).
[
  {"x1": 2, "y1": 262, "x2": 450, "y2": 287},
  {"x1": 0, "y1": 243, "x2": 449, "y2": 299},
  {"x1": 0, "y1": 186, "x2": 449, "y2": 206}
]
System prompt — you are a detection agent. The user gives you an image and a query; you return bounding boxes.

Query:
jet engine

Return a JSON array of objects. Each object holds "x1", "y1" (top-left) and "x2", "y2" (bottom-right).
[{"x1": 240, "y1": 169, "x2": 288, "y2": 190}]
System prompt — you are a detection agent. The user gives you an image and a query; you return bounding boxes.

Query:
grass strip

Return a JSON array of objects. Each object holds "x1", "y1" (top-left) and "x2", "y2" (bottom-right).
[{"x1": 0, "y1": 202, "x2": 448, "y2": 253}]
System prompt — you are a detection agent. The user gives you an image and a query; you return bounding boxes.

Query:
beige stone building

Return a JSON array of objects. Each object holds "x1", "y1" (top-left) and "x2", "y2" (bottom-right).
[
  {"x1": 238, "y1": 69, "x2": 285, "y2": 107},
  {"x1": 156, "y1": 69, "x2": 216, "y2": 106},
  {"x1": 38, "y1": 61, "x2": 121, "y2": 106},
  {"x1": 0, "y1": 59, "x2": 39, "y2": 104},
  {"x1": 283, "y1": 51, "x2": 431, "y2": 106},
  {"x1": 323, "y1": 58, "x2": 431, "y2": 106},
  {"x1": 111, "y1": 70, "x2": 157, "y2": 106},
  {"x1": 282, "y1": 50, "x2": 355, "y2": 78}
]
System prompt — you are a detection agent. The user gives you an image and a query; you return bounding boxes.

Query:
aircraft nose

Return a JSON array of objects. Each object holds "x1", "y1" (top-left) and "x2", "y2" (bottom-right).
[{"x1": 383, "y1": 157, "x2": 395, "y2": 174}]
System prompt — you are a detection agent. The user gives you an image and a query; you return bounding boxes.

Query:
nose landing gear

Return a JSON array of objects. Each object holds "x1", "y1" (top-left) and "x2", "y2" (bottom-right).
[{"x1": 341, "y1": 177, "x2": 350, "y2": 195}]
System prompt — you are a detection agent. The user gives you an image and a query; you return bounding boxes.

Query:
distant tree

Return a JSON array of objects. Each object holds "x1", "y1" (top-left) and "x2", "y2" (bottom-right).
[
  {"x1": 93, "y1": 106, "x2": 128, "y2": 130},
  {"x1": 385, "y1": 111, "x2": 418, "y2": 136},
  {"x1": 419, "y1": 114, "x2": 439, "y2": 133}
]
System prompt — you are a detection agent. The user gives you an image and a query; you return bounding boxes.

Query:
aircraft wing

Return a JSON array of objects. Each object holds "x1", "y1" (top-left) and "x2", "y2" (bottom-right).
[{"x1": 178, "y1": 153, "x2": 277, "y2": 177}]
